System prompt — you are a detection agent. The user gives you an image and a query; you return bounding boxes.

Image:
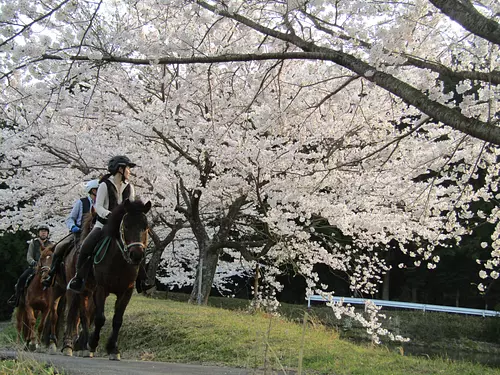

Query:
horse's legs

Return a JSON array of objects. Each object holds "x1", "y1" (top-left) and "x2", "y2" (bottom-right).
[
  {"x1": 75, "y1": 295, "x2": 91, "y2": 357},
  {"x1": 63, "y1": 292, "x2": 80, "y2": 356},
  {"x1": 88, "y1": 288, "x2": 107, "y2": 356},
  {"x1": 106, "y1": 288, "x2": 133, "y2": 360},
  {"x1": 37, "y1": 308, "x2": 50, "y2": 350},
  {"x1": 48, "y1": 292, "x2": 62, "y2": 354},
  {"x1": 16, "y1": 306, "x2": 24, "y2": 344},
  {"x1": 24, "y1": 305, "x2": 37, "y2": 351}
]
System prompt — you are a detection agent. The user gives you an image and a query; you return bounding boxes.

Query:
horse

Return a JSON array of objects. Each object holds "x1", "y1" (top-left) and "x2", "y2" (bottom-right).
[
  {"x1": 60, "y1": 211, "x2": 96, "y2": 357},
  {"x1": 16, "y1": 245, "x2": 54, "y2": 351},
  {"x1": 66, "y1": 198, "x2": 151, "y2": 360}
]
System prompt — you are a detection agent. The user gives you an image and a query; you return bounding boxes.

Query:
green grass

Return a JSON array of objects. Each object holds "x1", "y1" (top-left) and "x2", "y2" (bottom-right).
[
  {"x1": 1, "y1": 294, "x2": 500, "y2": 375},
  {"x1": 0, "y1": 359, "x2": 61, "y2": 374}
]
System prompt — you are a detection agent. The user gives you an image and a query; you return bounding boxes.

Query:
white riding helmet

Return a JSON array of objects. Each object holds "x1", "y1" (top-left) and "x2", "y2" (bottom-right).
[{"x1": 85, "y1": 179, "x2": 100, "y2": 193}]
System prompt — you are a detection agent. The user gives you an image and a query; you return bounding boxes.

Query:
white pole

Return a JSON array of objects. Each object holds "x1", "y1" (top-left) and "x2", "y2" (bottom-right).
[{"x1": 197, "y1": 256, "x2": 203, "y2": 305}]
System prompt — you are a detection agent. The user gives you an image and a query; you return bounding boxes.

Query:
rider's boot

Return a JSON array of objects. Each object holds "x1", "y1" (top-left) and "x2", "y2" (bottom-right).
[
  {"x1": 67, "y1": 257, "x2": 91, "y2": 293},
  {"x1": 8, "y1": 282, "x2": 21, "y2": 307}
]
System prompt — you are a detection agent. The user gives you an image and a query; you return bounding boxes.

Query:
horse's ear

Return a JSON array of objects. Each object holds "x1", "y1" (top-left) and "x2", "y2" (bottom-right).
[
  {"x1": 124, "y1": 198, "x2": 131, "y2": 209},
  {"x1": 143, "y1": 201, "x2": 152, "y2": 213}
]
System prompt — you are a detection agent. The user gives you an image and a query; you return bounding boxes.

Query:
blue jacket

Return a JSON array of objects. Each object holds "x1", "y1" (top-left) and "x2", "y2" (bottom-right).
[{"x1": 65, "y1": 196, "x2": 94, "y2": 230}]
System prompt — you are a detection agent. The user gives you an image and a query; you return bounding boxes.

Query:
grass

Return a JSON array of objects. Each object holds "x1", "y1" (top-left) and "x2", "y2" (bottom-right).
[
  {"x1": 1, "y1": 293, "x2": 500, "y2": 375},
  {"x1": 0, "y1": 359, "x2": 61, "y2": 374}
]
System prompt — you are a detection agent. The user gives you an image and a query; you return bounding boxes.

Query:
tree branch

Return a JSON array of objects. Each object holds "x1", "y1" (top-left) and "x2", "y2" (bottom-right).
[{"x1": 429, "y1": 0, "x2": 500, "y2": 45}]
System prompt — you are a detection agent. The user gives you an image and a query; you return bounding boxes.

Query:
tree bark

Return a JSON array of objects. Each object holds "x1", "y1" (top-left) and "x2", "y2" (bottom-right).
[
  {"x1": 189, "y1": 245, "x2": 220, "y2": 305},
  {"x1": 429, "y1": 0, "x2": 500, "y2": 46}
]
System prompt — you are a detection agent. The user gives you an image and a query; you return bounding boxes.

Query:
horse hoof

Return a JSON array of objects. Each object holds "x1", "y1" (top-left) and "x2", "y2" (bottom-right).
[
  {"x1": 82, "y1": 350, "x2": 92, "y2": 358},
  {"x1": 48, "y1": 343, "x2": 57, "y2": 355},
  {"x1": 62, "y1": 347, "x2": 73, "y2": 356},
  {"x1": 109, "y1": 353, "x2": 120, "y2": 361},
  {"x1": 89, "y1": 351, "x2": 94, "y2": 358},
  {"x1": 28, "y1": 342, "x2": 37, "y2": 352}
]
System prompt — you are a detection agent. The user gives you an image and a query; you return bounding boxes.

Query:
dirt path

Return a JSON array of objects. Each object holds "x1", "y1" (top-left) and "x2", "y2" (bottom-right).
[{"x1": 0, "y1": 349, "x2": 288, "y2": 375}]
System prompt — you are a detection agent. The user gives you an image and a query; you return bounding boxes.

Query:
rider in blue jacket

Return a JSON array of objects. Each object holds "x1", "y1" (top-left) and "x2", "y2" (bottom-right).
[{"x1": 42, "y1": 179, "x2": 98, "y2": 288}]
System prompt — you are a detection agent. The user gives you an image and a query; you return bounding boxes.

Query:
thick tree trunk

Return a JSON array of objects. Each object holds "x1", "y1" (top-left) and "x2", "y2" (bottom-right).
[{"x1": 189, "y1": 246, "x2": 220, "y2": 305}]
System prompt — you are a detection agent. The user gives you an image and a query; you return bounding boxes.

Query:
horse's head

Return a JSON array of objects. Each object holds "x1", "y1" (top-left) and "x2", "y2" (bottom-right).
[
  {"x1": 116, "y1": 199, "x2": 151, "y2": 265},
  {"x1": 38, "y1": 245, "x2": 54, "y2": 282}
]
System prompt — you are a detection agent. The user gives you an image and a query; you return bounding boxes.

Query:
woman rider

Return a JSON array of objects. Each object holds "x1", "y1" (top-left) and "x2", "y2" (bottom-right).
[{"x1": 67, "y1": 155, "x2": 136, "y2": 293}]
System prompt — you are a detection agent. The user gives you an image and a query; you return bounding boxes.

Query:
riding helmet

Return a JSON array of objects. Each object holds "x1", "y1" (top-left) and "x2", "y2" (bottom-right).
[
  {"x1": 107, "y1": 155, "x2": 137, "y2": 174},
  {"x1": 37, "y1": 225, "x2": 50, "y2": 233},
  {"x1": 85, "y1": 179, "x2": 100, "y2": 193}
]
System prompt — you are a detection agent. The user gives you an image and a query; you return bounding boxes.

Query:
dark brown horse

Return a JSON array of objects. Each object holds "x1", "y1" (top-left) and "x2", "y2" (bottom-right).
[
  {"x1": 66, "y1": 199, "x2": 151, "y2": 360},
  {"x1": 16, "y1": 246, "x2": 54, "y2": 351}
]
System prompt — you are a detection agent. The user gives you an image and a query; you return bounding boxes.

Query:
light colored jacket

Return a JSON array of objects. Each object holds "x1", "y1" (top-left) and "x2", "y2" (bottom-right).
[
  {"x1": 65, "y1": 196, "x2": 95, "y2": 230},
  {"x1": 94, "y1": 177, "x2": 135, "y2": 229}
]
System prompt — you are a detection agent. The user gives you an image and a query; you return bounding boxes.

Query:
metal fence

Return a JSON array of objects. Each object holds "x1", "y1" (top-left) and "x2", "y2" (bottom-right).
[{"x1": 307, "y1": 295, "x2": 500, "y2": 317}]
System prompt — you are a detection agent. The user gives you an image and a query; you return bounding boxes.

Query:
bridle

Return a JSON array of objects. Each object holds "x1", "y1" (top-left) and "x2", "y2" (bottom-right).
[
  {"x1": 117, "y1": 212, "x2": 148, "y2": 264},
  {"x1": 36, "y1": 255, "x2": 52, "y2": 276}
]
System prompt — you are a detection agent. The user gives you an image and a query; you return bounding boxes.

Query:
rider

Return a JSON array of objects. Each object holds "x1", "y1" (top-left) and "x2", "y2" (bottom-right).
[
  {"x1": 42, "y1": 179, "x2": 99, "y2": 288},
  {"x1": 8, "y1": 225, "x2": 53, "y2": 306},
  {"x1": 67, "y1": 155, "x2": 136, "y2": 293}
]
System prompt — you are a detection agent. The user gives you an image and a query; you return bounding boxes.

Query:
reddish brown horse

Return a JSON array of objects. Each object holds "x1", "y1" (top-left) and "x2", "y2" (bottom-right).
[
  {"x1": 65, "y1": 199, "x2": 151, "y2": 360},
  {"x1": 16, "y1": 246, "x2": 54, "y2": 351}
]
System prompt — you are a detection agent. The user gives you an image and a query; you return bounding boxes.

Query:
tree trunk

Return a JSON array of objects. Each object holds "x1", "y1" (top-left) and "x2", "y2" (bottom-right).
[
  {"x1": 411, "y1": 286, "x2": 418, "y2": 303},
  {"x1": 146, "y1": 245, "x2": 163, "y2": 285},
  {"x1": 189, "y1": 246, "x2": 220, "y2": 305},
  {"x1": 147, "y1": 225, "x2": 182, "y2": 286},
  {"x1": 382, "y1": 271, "x2": 390, "y2": 300}
]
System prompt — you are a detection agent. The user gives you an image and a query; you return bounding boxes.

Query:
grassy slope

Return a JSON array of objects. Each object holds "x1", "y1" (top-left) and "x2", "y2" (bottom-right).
[{"x1": 2, "y1": 295, "x2": 499, "y2": 375}]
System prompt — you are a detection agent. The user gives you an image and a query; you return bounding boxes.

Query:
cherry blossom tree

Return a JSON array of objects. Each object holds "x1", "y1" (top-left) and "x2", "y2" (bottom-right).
[{"x1": 0, "y1": 0, "x2": 499, "y2": 311}]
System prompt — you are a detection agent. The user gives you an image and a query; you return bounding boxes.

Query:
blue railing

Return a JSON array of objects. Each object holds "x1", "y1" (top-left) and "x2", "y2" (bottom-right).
[{"x1": 306, "y1": 295, "x2": 500, "y2": 317}]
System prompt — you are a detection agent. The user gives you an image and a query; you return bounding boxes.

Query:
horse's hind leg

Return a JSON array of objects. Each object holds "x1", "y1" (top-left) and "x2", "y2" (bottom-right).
[{"x1": 106, "y1": 288, "x2": 133, "y2": 360}]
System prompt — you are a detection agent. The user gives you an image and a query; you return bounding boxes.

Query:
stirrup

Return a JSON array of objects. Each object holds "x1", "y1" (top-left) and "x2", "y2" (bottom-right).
[{"x1": 67, "y1": 276, "x2": 85, "y2": 294}]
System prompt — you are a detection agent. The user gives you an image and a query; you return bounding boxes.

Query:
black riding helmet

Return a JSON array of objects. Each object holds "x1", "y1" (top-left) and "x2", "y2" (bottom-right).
[{"x1": 107, "y1": 155, "x2": 137, "y2": 175}]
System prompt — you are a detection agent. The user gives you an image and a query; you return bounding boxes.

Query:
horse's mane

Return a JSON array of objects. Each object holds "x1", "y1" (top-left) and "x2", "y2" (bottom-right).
[
  {"x1": 104, "y1": 199, "x2": 148, "y2": 238},
  {"x1": 81, "y1": 211, "x2": 95, "y2": 239}
]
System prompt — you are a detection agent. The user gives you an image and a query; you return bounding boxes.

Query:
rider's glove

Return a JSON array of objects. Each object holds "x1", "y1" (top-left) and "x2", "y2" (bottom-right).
[
  {"x1": 71, "y1": 225, "x2": 81, "y2": 233},
  {"x1": 29, "y1": 259, "x2": 37, "y2": 267}
]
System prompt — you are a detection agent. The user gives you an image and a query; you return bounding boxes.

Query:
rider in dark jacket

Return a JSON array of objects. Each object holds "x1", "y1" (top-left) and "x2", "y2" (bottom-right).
[{"x1": 8, "y1": 225, "x2": 53, "y2": 306}]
